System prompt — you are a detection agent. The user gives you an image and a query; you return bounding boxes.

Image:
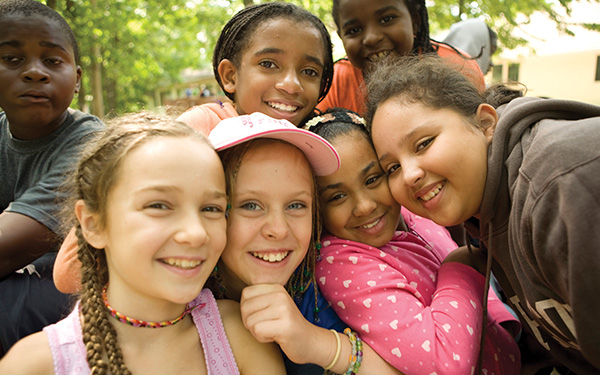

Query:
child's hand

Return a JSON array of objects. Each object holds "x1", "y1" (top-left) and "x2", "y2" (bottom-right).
[
  {"x1": 442, "y1": 245, "x2": 487, "y2": 274},
  {"x1": 239, "y1": 284, "x2": 322, "y2": 365}
]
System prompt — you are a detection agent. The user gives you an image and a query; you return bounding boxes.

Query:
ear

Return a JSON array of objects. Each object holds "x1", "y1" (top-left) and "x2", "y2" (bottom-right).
[
  {"x1": 475, "y1": 103, "x2": 498, "y2": 142},
  {"x1": 217, "y1": 59, "x2": 238, "y2": 96},
  {"x1": 75, "y1": 200, "x2": 106, "y2": 249},
  {"x1": 74, "y1": 66, "x2": 82, "y2": 94}
]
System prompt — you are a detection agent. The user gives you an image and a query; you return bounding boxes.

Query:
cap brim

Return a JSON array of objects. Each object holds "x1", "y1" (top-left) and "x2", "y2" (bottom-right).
[{"x1": 212, "y1": 128, "x2": 340, "y2": 176}]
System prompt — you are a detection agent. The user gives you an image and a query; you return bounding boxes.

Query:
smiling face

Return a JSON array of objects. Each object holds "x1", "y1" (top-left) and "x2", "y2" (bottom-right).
[
  {"x1": 0, "y1": 13, "x2": 81, "y2": 140},
  {"x1": 336, "y1": 0, "x2": 417, "y2": 72},
  {"x1": 84, "y1": 137, "x2": 228, "y2": 310},
  {"x1": 219, "y1": 141, "x2": 314, "y2": 297},
  {"x1": 371, "y1": 98, "x2": 494, "y2": 227},
  {"x1": 218, "y1": 18, "x2": 325, "y2": 126},
  {"x1": 318, "y1": 130, "x2": 401, "y2": 248}
]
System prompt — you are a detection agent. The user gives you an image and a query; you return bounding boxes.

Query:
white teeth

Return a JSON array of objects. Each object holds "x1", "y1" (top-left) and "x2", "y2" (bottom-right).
[
  {"x1": 268, "y1": 102, "x2": 298, "y2": 112},
  {"x1": 252, "y1": 251, "x2": 290, "y2": 263},
  {"x1": 359, "y1": 217, "x2": 381, "y2": 229},
  {"x1": 368, "y1": 51, "x2": 390, "y2": 62},
  {"x1": 420, "y1": 183, "x2": 444, "y2": 202},
  {"x1": 163, "y1": 258, "x2": 202, "y2": 269}
]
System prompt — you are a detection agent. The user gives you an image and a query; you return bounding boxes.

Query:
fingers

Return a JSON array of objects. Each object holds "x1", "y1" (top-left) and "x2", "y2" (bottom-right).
[{"x1": 240, "y1": 284, "x2": 309, "y2": 345}]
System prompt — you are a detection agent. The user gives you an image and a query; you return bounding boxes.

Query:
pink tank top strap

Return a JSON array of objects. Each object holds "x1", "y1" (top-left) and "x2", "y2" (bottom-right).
[
  {"x1": 191, "y1": 288, "x2": 240, "y2": 375},
  {"x1": 44, "y1": 302, "x2": 90, "y2": 375}
]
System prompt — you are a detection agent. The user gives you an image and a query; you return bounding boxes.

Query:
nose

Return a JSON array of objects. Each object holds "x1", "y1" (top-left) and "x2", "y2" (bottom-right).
[
  {"x1": 352, "y1": 192, "x2": 377, "y2": 218},
  {"x1": 275, "y1": 69, "x2": 302, "y2": 95},
  {"x1": 402, "y1": 159, "x2": 424, "y2": 187},
  {"x1": 21, "y1": 60, "x2": 50, "y2": 83},
  {"x1": 261, "y1": 209, "x2": 290, "y2": 240},
  {"x1": 174, "y1": 213, "x2": 209, "y2": 247},
  {"x1": 362, "y1": 25, "x2": 384, "y2": 47}
]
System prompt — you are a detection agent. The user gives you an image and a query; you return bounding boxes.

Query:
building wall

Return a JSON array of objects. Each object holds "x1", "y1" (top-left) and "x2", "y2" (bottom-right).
[{"x1": 491, "y1": 49, "x2": 600, "y2": 106}]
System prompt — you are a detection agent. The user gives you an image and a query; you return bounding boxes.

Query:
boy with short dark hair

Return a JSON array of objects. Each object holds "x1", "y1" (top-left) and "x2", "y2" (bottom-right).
[{"x1": 0, "y1": 0, "x2": 104, "y2": 356}]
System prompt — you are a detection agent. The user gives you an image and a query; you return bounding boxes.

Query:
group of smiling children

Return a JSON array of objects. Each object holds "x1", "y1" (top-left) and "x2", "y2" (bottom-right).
[{"x1": 1, "y1": 0, "x2": 599, "y2": 374}]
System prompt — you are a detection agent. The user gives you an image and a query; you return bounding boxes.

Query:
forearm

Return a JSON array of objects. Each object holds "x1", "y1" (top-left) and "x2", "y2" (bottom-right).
[
  {"x1": 0, "y1": 212, "x2": 59, "y2": 278},
  {"x1": 318, "y1": 328, "x2": 403, "y2": 375}
]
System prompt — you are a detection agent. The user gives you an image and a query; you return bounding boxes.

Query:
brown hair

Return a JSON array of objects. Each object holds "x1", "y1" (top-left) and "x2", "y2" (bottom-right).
[
  {"x1": 63, "y1": 112, "x2": 212, "y2": 375},
  {"x1": 364, "y1": 55, "x2": 524, "y2": 131}
]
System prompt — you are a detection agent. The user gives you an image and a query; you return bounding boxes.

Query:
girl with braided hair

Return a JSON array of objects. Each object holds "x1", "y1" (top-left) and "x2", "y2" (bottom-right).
[
  {"x1": 316, "y1": 0, "x2": 486, "y2": 115},
  {"x1": 0, "y1": 114, "x2": 285, "y2": 375},
  {"x1": 177, "y1": 2, "x2": 334, "y2": 135},
  {"x1": 304, "y1": 108, "x2": 520, "y2": 375}
]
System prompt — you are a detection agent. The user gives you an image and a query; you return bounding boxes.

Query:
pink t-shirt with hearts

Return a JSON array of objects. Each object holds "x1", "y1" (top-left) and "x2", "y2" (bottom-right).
[{"x1": 316, "y1": 213, "x2": 521, "y2": 374}]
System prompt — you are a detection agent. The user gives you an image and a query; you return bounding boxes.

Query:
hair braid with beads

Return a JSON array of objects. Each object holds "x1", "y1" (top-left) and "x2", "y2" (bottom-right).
[
  {"x1": 63, "y1": 113, "x2": 210, "y2": 374},
  {"x1": 212, "y1": 2, "x2": 334, "y2": 103}
]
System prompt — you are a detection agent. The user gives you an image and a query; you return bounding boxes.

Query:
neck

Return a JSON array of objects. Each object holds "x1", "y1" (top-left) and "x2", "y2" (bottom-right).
[{"x1": 216, "y1": 263, "x2": 246, "y2": 302}]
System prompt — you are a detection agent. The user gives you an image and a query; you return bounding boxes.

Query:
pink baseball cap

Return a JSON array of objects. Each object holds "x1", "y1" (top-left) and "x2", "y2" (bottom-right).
[{"x1": 209, "y1": 112, "x2": 340, "y2": 176}]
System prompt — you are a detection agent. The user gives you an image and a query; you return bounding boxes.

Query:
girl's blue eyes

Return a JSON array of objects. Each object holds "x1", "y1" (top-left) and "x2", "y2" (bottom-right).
[
  {"x1": 241, "y1": 202, "x2": 260, "y2": 211},
  {"x1": 240, "y1": 202, "x2": 306, "y2": 210},
  {"x1": 288, "y1": 202, "x2": 307, "y2": 210}
]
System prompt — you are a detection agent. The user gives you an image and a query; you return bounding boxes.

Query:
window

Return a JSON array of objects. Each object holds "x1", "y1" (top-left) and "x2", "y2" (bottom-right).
[
  {"x1": 508, "y1": 63, "x2": 520, "y2": 82},
  {"x1": 492, "y1": 64, "x2": 503, "y2": 83}
]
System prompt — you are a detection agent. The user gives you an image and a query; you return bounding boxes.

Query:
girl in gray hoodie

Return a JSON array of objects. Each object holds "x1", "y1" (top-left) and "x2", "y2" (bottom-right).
[{"x1": 364, "y1": 55, "x2": 600, "y2": 375}]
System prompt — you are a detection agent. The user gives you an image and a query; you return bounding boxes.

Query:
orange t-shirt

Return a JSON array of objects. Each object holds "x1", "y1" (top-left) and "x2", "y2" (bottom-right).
[{"x1": 316, "y1": 42, "x2": 486, "y2": 115}]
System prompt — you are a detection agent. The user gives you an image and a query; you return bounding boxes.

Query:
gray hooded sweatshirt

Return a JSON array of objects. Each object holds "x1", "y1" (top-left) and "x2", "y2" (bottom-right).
[{"x1": 464, "y1": 96, "x2": 600, "y2": 374}]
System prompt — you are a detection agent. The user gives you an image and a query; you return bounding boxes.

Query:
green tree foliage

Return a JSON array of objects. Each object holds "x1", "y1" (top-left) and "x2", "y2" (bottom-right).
[{"x1": 39, "y1": 0, "x2": 598, "y2": 117}]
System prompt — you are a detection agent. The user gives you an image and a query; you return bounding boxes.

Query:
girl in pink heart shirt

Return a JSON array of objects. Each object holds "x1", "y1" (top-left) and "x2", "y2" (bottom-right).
[{"x1": 304, "y1": 108, "x2": 520, "y2": 375}]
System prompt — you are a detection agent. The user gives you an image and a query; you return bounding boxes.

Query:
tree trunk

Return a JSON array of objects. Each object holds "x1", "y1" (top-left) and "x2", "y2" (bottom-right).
[
  {"x1": 90, "y1": 0, "x2": 104, "y2": 118},
  {"x1": 457, "y1": 0, "x2": 465, "y2": 21},
  {"x1": 91, "y1": 44, "x2": 104, "y2": 118}
]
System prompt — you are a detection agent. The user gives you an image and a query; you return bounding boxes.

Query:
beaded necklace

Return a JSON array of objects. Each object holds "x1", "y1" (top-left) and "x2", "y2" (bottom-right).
[{"x1": 102, "y1": 284, "x2": 200, "y2": 328}]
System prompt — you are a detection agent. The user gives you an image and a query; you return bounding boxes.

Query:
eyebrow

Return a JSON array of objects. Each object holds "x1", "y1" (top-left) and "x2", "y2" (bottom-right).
[
  {"x1": 39, "y1": 40, "x2": 69, "y2": 53},
  {"x1": 0, "y1": 39, "x2": 68, "y2": 53},
  {"x1": 0, "y1": 40, "x2": 21, "y2": 48},
  {"x1": 341, "y1": 5, "x2": 399, "y2": 30},
  {"x1": 134, "y1": 185, "x2": 183, "y2": 194},
  {"x1": 136, "y1": 185, "x2": 228, "y2": 199},
  {"x1": 254, "y1": 47, "x2": 324, "y2": 68}
]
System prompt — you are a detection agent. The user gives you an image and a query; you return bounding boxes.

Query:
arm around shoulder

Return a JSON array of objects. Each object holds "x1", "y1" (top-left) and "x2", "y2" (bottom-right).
[
  {"x1": 217, "y1": 299, "x2": 286, "y2": 375},
  {"x1": 0, "y1": 331, "x2": 54, "y2": 375}
]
